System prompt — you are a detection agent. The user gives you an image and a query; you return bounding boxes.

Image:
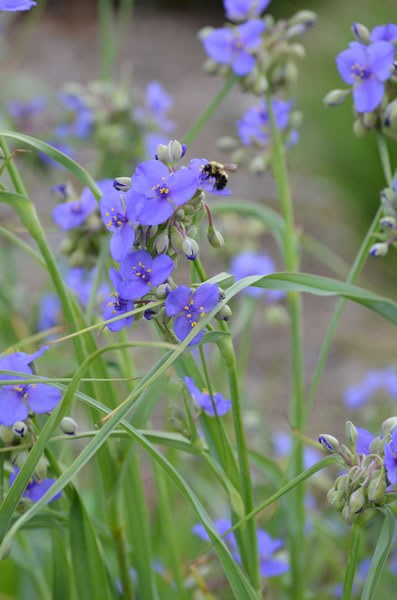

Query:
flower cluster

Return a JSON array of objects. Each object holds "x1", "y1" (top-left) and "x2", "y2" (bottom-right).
[
  {"x1": 184, "y1": 376, "x2": 231, "y2": 416},
  {"x1": 319, "y1": 418, "x2": 397, "y2": 524},
  {"x1": 368, "y1": 182, "x2": 397, "y2": 257}
]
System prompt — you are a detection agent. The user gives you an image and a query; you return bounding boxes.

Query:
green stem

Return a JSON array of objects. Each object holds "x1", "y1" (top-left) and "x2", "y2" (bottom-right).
[
  {"x1": 98, "y1": 0, "x2": 116, "y2": 80},
  {"x1": 304, "y1": 133, "x2": 392, "y2": 423},
  {"x1": 182, "y1": 74, "x2": 237, "y2": 146},
  {"x1": 342, "y1": 522, "x2": 362, "y2": 600},
  {"x1": 266, "y1": 93, "x2": 305, "y2": 600}
]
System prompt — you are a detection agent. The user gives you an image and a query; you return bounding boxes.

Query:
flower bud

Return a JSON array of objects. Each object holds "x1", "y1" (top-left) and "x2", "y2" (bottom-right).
[
  {"x1": 218, "y1": 288, "x2": 226, "y2": 301},
  {"x1": 342, "y1": 505, "x2": 351, "y2": 525},
  {"x1": 341, "y1": 444, "x2": 355, "y2": 463},
  {"x1": 382, "y1": 416, "x2": 397, "y2": 435},
  {"x1": 288, "y1": 43, "x2": 306, "y2": 59},
  {"x1": 369, "y1": 436, "x2": 382, "y2": 455},
  {"x1": 264, "y1": 305, "x2": 289, "y2": 326},
  {"x1": 113, "y1": 177, "x2": 132, "y2": 192},
  {"x1": 252, "y1": 75, "x2": 269, "y2": 96},
  {"x1": 289, "y1": 10, "x2": 316, "y2": 28},
  {"x1": 0, "y1": 425, "x2": 15, "y2": 445},
  {"x1": 35, "y1": 456, "x2": 48, "y2": 481},
  {"x1": 249, "y1": 154, "x2": 269, "y2": 175},
  {"x1": 148, "y1": 225, "x2": 158, "y2": 239},
  {"x1": 363, "y1": 111, "x2": 377, "y2": 128},
  {"x1": 12, "y1": 421, "x2": 28, "y2": 438},
  {"x1": 156, "y1": 284, "x2": 170, "y2": 299},
  {"x1": 182, "y1": 238, "x2": 199, "y2": 261},
  {"x1": 207, "y1": 226, "x2": 225, "y2": 248},
  {"x1": 170, "y1": 226, "x2": 184, "y2": 252},
  {"x1": 323, "y1": 89, "x2": 350, "y2": 107},
  {"x1": 381, "y1": 186, "x2": 397, "y2": 209},
  {"x1": 327, "y1": 486, "x2": 345, "y2": 511},
  {"x1": 154, "y1": 231, "x2": 169, "y2": 255},
  {"x1": 349, "y1": 487, "x2": 366, "y2": 515},
  {"x1": 203, "y1": 59, "x2": 219, "y2": 75},
  {"x1": 352, "y1": 22, "x2": 371, "y2": 44},
  {"x1": 383, "y1": 99, "x2": 397, "y2": 131},
  {"x1": 215, "y1": 305, "x2": 232, "y2": 321},
  {"x1": 345, "y1": 421, "x2": 358, "y2": 449},
  {"x1": 353, "y1": 118, "x2": 368, "y2": 138},
  {"x1": 197, "y1": 26, "x2": 213, "y2": 40},
  {"x1": 60, "y1": 417, "x2": 78, "y2": 436},
  {"x1": 217, "y1": 136, "x2": 238, "y2": 152},
  {"x1": 156, "y1": 140, "x2": 186, "y2": 163},
  {"x1": 369, "y1": 242, "x2": 388, "y2": 257},
  {"x1": 318, "y1": 434, "x2": 340, "y2": 453},
  {"x1": 15, "y1": 451, "x2": 28, "y2": 469},
  {"x1": 367, "y1": 472, "x2": 387, "y2": 503},
  {"x1": 380, "y1": 216, "x2": 397, "y2": 229}
]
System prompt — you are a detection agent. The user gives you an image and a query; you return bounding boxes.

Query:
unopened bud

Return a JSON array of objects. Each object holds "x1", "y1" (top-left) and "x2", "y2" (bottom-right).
[
  {"x1": 249, "y1": 154, "x2": 268, "y2": 175},
  {"x1": 353, "y1": 118, "x2": 368, "y2": 138},
  {"x1": 382, "y1": 416, "x2": 397, "y2": 435},
  {"x1": 287, "y1": 43, "x2": 306, "y2": 59},
  {"x1": 380, "y1": 216, "x2": 397, "y2": 229},
  {"x1": 217, "y1": 136, "x2": 238, "y2": 152},
  {"x1": 35, "y1": 456, "x2": 48, "y2": 481},
  {"x1": 345, "y1": 421, "x2": 358, "y2": 449},
  {"x1": 12, "y1": 421, "x2": 28, "y2": 438},
  {"x1": 203, "y1": 59, "x2": 219, "y2": 75},
  {"x1": 289, "y1": 10, "x2": 316, "y2": 28},
  {"x1": 156, "y1": 284, "x2": 170, "y2": 299},
  {"x1": 182, "y1": 238, "x2": 199, "y2": 261},
  {"x1": 369, "y1": 242, "x2": 388, "y2": 257},
  {"x1": 318, "y1": 434, "x2": 340, "y2": 453},
  {"x1": 207, "y1": 226, "x2": 225, "y2": 248},
  {"x1": 218, "y1": 288, "x2": 226, "y2": 301},
  {"x1": 342, "y1": 505, "x2": 351, "y2": 525},
  {"x1": 197, "y1": 26, "x2": 213, "y2": 41},
  {"x1": 0, "y1": 425, "x2": 15, "y2": 445},
  {"x1": 369, "y1": 436, "x2": 382, "y2": 455},
  {"x1": 60, "y1": 417, "x2": 78, "y2": 436},
  {"x1": 349, "y1": 487, "x2": 366, "y2": 515},
  {"x1": 367, "y1": 472, "x2": 387, "y2": 503},
  {"x1": 264, "y1": 305, "x2": 289, "y2": 326},
  {"x1": 352, "y1": 22, "x2": 371, "y2": 44},
  {"x1": 323, "y1": 89, "x2": 350, "y2": 107},
  {"x1": 383, "y1": 99, "x2": 397, "y2": 131},
  {"x1": 381, "y1": 186, "x2": 397, "y2": 209},
  {"x1": 156, "y1": 140, "x2": 186, "y2": 163},
  {"x1": 170, "y1": 226, "x2": 184, "y2": 252},
  {"x1": 363, "y1": 111, "x2": 377, "y2": 128},
  {"x1": 113, "y1": 177, "x2": 132, "y2": 192},
  {"x1": 215, "y1": 305, "x2": 232, "y2": 321},
  {"x1": 252, "y1": 75, "x2": 269, "y2": 96},
  {"x1": 326, "y1": 487, "x2": 345, "y2": 511},
  {"x1": 154, "y1": 231, "x2": 169, "y2": 255}
]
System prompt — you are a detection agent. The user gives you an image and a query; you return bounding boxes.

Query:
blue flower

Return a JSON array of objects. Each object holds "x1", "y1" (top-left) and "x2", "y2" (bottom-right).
[
  {"x1": 146, "y1": 81, "x2": 174, "y2": 131},
  {"x1": 356, "y1": 427, "x2": 374, "y2": 455},
  {"x1": 66, "y1": 267, "x2": 109, "y2": 307},
  {"x1": 384, "y1": 427, "x2": 397, "y2": 486},
  {"x1": 203, "y1": 20, "x2": 266, "y2": 76},
  {"x1": 128, "y1": 159, "x2": 198, "y2": 226},
  {"x1": 37, "y1": 294, "x2": 61, "y2": 332},
  {"x1": 224, "y1": 0, "x2": 271, "y2": 22},
  {"x1": 165, "y1": 283, "x2": 219, "y2": 344},
  {"x1": 103, "y1": 268, "x2": 135, "y2": 332},
  {"x1": 56, "y1": 91, "x2": 93, "y2": 139},
  {"x1": 6, "y1": 96, "x2": 46, "y2": 126},
  {"x1": 273, "y1": 431, "x2": 321, "y2": 470},
  {"x1": 0, "y1": 0, "x2": 36, "y2": 10},
  {"x1": 119, "y1": 250, "x2": 174, "y2": 299},
  {"x1": 100, "y1": 179, "x2": 135, "y2": 262},
  {"x1": 371, "y1": 24, "x2": 397, "y2": 43},
  {"x1": 184, "y1": 376, "x2": 231, "y2": 416},
  {"x1": 343, "y1": 367, "x2": 397, "y2": 408},
  {"x1": 188, "y1": 158, "x2": 231, "y2": 196},
  {"x1": 336, "y1": 40, "x2": 395, "y2": 112},
  {"x1": 230, "y1": 251, "x2": 284, "y2": 300},
  {"x1": 52, "y1": 186, "x2": 97, "y2": 231},
  {"x1": 9, "y1": 468, "x2": 61, "y2": 503},
  {"x1": 236, "y1": 98, "x2": 297, "y2": 147},
  {"x1": 0, "y1": 349, "x2": 61, "y2": 426}
]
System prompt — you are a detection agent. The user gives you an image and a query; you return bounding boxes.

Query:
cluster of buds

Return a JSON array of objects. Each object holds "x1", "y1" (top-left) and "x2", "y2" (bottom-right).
[
  {"x1": 369, "y1": 185, "x2": 397, "y2": 257},
  {"x1": 319, "y1": 418, "x2": 397, "y2": 525}
]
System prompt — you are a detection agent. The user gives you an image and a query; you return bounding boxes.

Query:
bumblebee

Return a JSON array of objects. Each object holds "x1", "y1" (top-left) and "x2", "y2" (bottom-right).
[{"x1": 202, "y1": 161, "x2": 237, "y2": 191}]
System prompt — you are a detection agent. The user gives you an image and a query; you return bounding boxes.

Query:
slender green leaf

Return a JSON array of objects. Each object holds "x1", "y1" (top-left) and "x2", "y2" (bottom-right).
[
  {"x1": 361, "y1": 507, "x2": 396, "y2": 600},
  {"x1": 52, "y1": 529, "x2": 73, "y2": 600}
]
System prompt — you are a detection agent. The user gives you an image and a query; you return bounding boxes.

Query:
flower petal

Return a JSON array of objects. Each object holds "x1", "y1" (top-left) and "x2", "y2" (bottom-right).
[
  {"x1": 135, "y1": 196, "x2": 174, "y2": 226},
  {"x1": 150, "y1": 254, "x2": 175, "y2": 287},
  {"x1": 384, "y1": 443, "x2": 397, "y2": 486},
  {"x1": 0, "y1": 389, "x2": 28, "y2": 425},
  {"x1": 237, "y1": 19, "x2": 266, "y2": 48},
  {"x1": 353, "y1": 77, "x2": 384, "y2": 112},
  {"x1": 119, "y1": 250, "x2": 153, "y2": 280},
  {"x1": 27, "y1": 383, "x2": 62, "y2": 413},
  {"x1": 336, "y1": 45, "x2": 366, "y2": 84},
  {"x1": 27, "y1": 478, "x2": 62, "y2": 503},
  {"x1": 165, "y1": 286, "x2": 192, "y2": 317},
  {"x1": 168, "y1": 168, "x2": 198, "y2": 206},
  {"x1": 367, "y1": 41, "x2": 395, "y2": 81},
  {"x1": 110, "y1": 226, "x2": 135, "y2": 262},
  {"x1": 192, "y1": 283, "x2": 219, "y2": 312},
  {"x1": 232, "y1": 50, "x2": 255, "y2": 76},
  {"x1": 203, "y1": 28, "x2": 233, "y2": 64}
]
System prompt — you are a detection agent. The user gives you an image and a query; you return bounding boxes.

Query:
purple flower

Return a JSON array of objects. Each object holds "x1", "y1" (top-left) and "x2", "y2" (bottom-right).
[
  {"x1": 52, "y1": 186, "x2": 97, "y2": 231},
  {"x1": 9, "y1": 468, "x2": 61, "y2": 503},
  {"x1": 165, "y1": 283, "x2": 219, "y2": 344},
  {"x1": 356, "y1": 427, "x2": 374, "y2": 455},
  {"x1": 384, "y1": 427, "x2": 397, "y2": 486},
  {"x1": 128, "y1": 160, "x2": 198, "y2": 226},
  {"x1": 343, "y1": 368, "x2": 397, "y2": 408},
  {"x1": 188, "y1": 158, "x2": 231, "y2": 196},
  {"x1": 37, "y1": 294, "x2": 61, "y2": 332},
  {"x1": 0, "y1": 0, "x2": 36, "y2": 10},
  {"x1": 236, "y1": 98, "x2": 296, "y2": 147},
  {"x1": 119, "y1": 249, "x2": 174, "y2": 299},
  {"x1": 193, "y1": 519, "x2": 237, "y2": 548},
  {"x1": 230, "y1": 251, "x2": 284, "y2": 300},
  {"x1": 100, "y1": 180, "x2": 135, "y2": 262},
  {"x1": 336, "y1": 41, "x2": 395, "y2": 112},
  {"x1": 146, "y1": 81, "x2": 174, "y2": 131},
  {"x1": 184, "y1": 376, "x2": 231, "y2": 416},
  {"x1": 6, "y1": 96, "x2": 46, "y2": 133},
  {"x1": 56, "y1": 91, "x2": 93, "y2": 139},
  {"x1": 224, "y1": 0, "x2": 270, "y2": 22},
  {"x1": 203, "y1": 20, "x2": 266, "y2": 76},
  {"x1": 273, "y1": 431, "x2": 321, "y2": 470},
  {"x1": 66, "y1": 267, "x2": 109, "y2": 307},
  {"x1": 103, "y1": 268, "x2": 135, "y2": 332},
  {"x1": 371, "y1": 24, "x2": 397, "y2": 43},
  {"x1": 0, "y1": 349, "x2": 61, "y2": 426}
]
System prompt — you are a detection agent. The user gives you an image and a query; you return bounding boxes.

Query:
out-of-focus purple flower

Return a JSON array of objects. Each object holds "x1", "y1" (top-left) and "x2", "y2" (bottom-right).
[
  {"x1": 146, "y1": 81, "x2": 174, "y2": 131},
  {"x1": 343, "y1": 367, "x2": 397, "y2": 408},
  {"x1": 100, "y1": 179, "x2": 135, "y2": 261},
  {"x1": 0, "y1": 0, "x2": 36, "y2": 10},
  {"x1": 39, "y1": 140, "x2": 75, "y2": 169},
  {"x1": 119, "y1": 250, "x2": 174, "y2": 299},
  {"x1": 56, "y1": 91, "x2": 93, "y2": 139},
  {"x1": 188, "y1": 158, "x2": 231, "y2": 196},
  {"x1": 165, "y1": 283, "x2": 219, "y2": 344},
  {"x1": 66, "y1": 267, "x2": 109, "y2": 307},
  {"x1": 336, "y1": 41, "x2": 394, "y2": 112},
  {"x1": 203, "y1": 20, "x2": 266, "y2": 76},
  {"x1": 184, "y1": 376, "x2": 231, "y2": 416},
  {"x1": 128, "y1": 159, "x2": 198, "y2": 226},
  {"x1": 236, "y1": 98, "x2": 296, "y2": 147},
  {"x1": 9, "y1": 468, "x2": 61, "y2": 503},
  {"x1": 356, "y1": 427, "x2": 374, "y2": 455},
  {"x1": 224, "y1": 0, "x2": 270, "y2": 22},
  {"x1": 230, "y1": 251, "x2": 284, "y2": 300},
  {"x1": 5, "y1": 96, "x2": 46, "y2": 133},
  {"x1": 103, "y1": 268, "x2": 135, "y2": 332},
  {"x1": 384, "y1": 427, "x2": 397, "y2": 486},
  {"x1": 37, "y1": 294, "x2": 61, "y2": 332},
  {"x1": 332, "y1": 559, "x2": 370, "y2": 598},
  {"x1": 193, "y1": 519, "x2": 237, "y2": 548},
  {"x1": 273, "y1": 431, "x2": 321, "y2": 470},
  {"x1": 0, "y1": 349, "x2": 61, "y2": 426},
  {"x1": 371, "y1": 24, "x2": 397, "y2": 43},
  {"x1": 52, "y1": 186, "x2": 97, "y2": 231}
]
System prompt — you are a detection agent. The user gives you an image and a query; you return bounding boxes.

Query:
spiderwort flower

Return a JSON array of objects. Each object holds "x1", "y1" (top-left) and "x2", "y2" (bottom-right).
[
  {"x1": 257, "y1": 530, "x2": 288, "y2": 577},
  {"x1": 384, "y1": 427, "x2": 397, "y2": 486},
  {"x1": 0, "y1": 0, "x2": 36, "y2": 10},
  {"x1": 52, "y1": 186, "x2": 97, "y2": 231},
  {"x1": 119, "y1": 250, "x2": 174, "y2": 299},
  {"x1": 371, "y1": 24, "x2": 397, "y2": 43},
  {"x1": 356, "y1": 427, "x2": 374, "y2": 455},
  {"x1": 9, "y1": 468, "x2": 61, "y2": 503},
  {"x1": 343, "y1": 368, "x2": 397, "y2": 408},
  {"x1": 103, "y1": 268, "x2": 135, "y2": 332},
  {"x1": 128, "y1": 160, "x2": 198, "y2": 226},
  {"x1": 0, "y1": 346, "x2": 47, "y2": 378},
  {"x1": 146, "y1": 81, "x2": 174, "y2": 131},
  {"x1": 37, "y1": 294, "x2": 61, "y2": 332},
  {"x1": 56, "y1": 91, "x2": 93, "y2": 139},
  {"x1": 193, "y1": 519, "x2": 237, "y2": 549},
  {"x1": 184, "y1": 376, "x2": 231, "y2": 416},
  {"x1": 66, "y1": 267, "x2": 109, "y2": 307},
  {"x1": 100, "y1": 179, "x2": 135, "y2": 261},
  {"x1": 202, "y1": 20, "x2": 266, "y2": 76},
  {"x1": 336, "y1": 40, "x2": 395, "y2": 112},
  {"x1": 230, "y1": 251, "x2": 284, "y2": 300},
  {"x1": 224, "y1": 0, "x2": 271, "y2": 22},
  {"x1": 236, "y1": 98, "x2": 297, "y2": 147},
  {"x1": 165, "y1": 283, "x2": 219, "y2": 344},
  {"x1": 188, "y1": 158, "x2": 231, "y2": 196},
  {"x1": 39, "y1": 140, "x2": 75, "y2": 168}
]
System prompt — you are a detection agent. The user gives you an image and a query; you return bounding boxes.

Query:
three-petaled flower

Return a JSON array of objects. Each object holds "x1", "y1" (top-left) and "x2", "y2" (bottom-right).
[
  {"x1": 336, "y1": 40, "x2": 395, "y2": 112},
  {"x1": 236, "y1": 99, "x2": 297, "y2": 147},
  {"x1": 371, "y1": 24, "x2": 397, "y2": 43},
  {"x1": 100, "y1": 179, "x2": 136, "y2": 261},
  {"x1": 184, "y1": 376, "x2": 231, "y2": 416},
  {"x1": 103, "y1": 268, "x2": 135, "y2": 332},
  {"x1": 127, "y1": 160, "x2": 198, "y2": 226},
  {"x1": 202, "y1": 20, "x2": 266, "y2": 76},
  {"x1": 165, "y1": 283, "x2": 219, "y2": 344},
  {"x1": 188, "y1": 158, "x2": 231, "y2": 196},
  {"x1": 9, "y1": 468, "x2": 61, "y2": 503},
  {"x1": 52, "y1": 186, "x2": 97, "y2": 230},
  {"x1": 119, "y1": 250, "x2": 174, "y2": 299},
  {"x1": 230, "y1": 251, "x2": 284, "y2": 300},
  {"x1": 224, "y1": 0, "x2": 271, "y2": 23}
]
